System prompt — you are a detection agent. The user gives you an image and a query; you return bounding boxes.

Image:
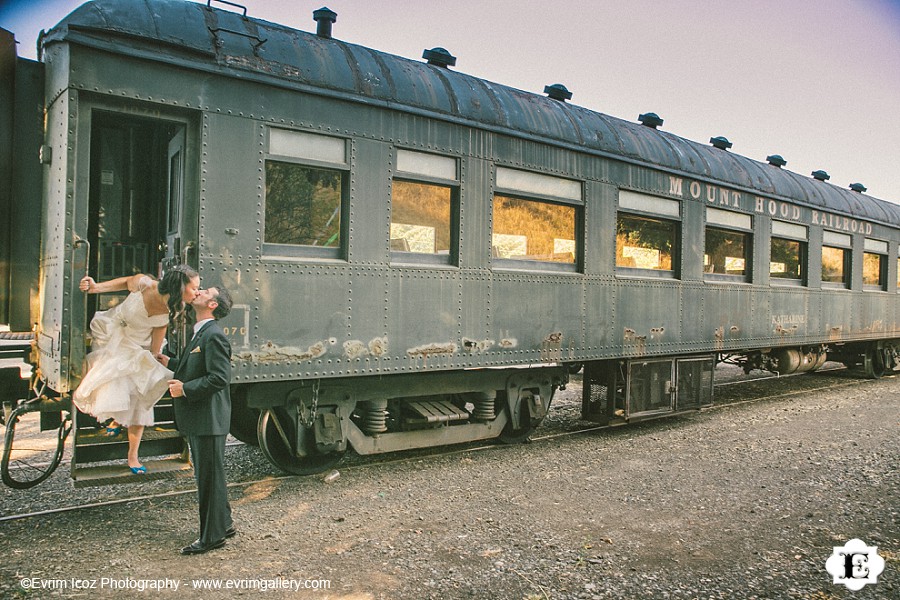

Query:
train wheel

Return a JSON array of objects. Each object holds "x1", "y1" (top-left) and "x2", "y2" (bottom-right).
[
  {"x1": 1, "y1": 405, "x2": 71, "y2": 489},
  {"x1": 229, "y1": 386, "x2": 260, "y2": 447},
  {"x1": 257, "y1": 408, "x2": 343, "y2": 476},
  {"x1": 864, "y1": 347, "x2": 886, "y2": 379},
  {"x1": 497, "y1": 398, "x2": 533, "y2": 444}
]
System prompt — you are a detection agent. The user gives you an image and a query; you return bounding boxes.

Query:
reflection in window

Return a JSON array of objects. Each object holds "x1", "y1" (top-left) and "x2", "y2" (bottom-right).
[
  {"x1": 770, "y1": 237, "x2": 804, "y2": 280},
  {"x1": 822, "y1": 246, "x2": 850, "y2": 285},
  {"x1": 863, "y1": 252, "x2": 885, "y2": 287},
  {"x1": 616, "y1": 213, "x2": 675, "y2": 271},
  {"x1": 704, "y1": 227, "x2": 749, "y2": 276},
  {"x1": 390, "y1": 181, "x2": 451, "y2": 254},
  {"x1": 264, "y1": 161, "x2": 342, "y2": 247},
  {"x1": 492, "y1": 195, "x2": 576, "y2": 263}
]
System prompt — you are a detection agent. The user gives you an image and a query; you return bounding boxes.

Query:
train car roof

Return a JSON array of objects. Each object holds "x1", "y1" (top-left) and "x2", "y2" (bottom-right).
[{"x1": 45, "y1": 0, "x2": 900, "y2": 227}]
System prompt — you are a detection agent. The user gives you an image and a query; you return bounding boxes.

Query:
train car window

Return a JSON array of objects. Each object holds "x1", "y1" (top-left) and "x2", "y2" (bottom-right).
[
  {"x1": 770, "y1": 220, "x2": 807, "y2": 285},
  {"x1": 391, "y1": 150, "x2": 459, "y2": 265},
  {"x1": 391, "y1": 181, "x2": 454, "y2": 258},
  {"x1": 492, "y1": 195, "x2": 577, "y2": 265},
  {"x1": 263, "y1": 129, "x2": 348, "y2": 259},
  {"x1": 863, "y1": 253, "x2": 886, "y2": 289},
  {"x1": 770, "y1": 238, "x2": 805, "y2": 282},
  {"x1": 704, "y1": 208, "x2": 752, "y2": 282},
  {"x1": 616, "y1": 213, "x2": 677, "y2": 275},
  {"x1": 821, "y1": 247, "x2": 851, "y2": 287},
  {"x1": 704, "y1": 228, "x2": 750, "y2": 278},
  {"x1": 397, "y1": 150, "x2": 457, "y2": 181},
  {"x1": 264, "y1": 162, "x2": 344, "y2": 249},
  {"x1": 863, "y1": 238, "x2": 888, "y2": 290},
  {"x1": 491, "y1": 167, "x2": 581, "y2": 271},
  {"x1": 619, "y1": 190, "x2": 680, "y2": 218},
  {"x1": 269, "y1": 129, "x2": 346, "y2": 164},
  {"x1": 822, "y1": 231, "x2": 852, "y2": 288},
  {"x1": 496, "y1": 167, "x2": 581, "y2": 201}
]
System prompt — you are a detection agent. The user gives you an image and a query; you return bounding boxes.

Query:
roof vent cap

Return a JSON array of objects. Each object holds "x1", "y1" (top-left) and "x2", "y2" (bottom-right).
[
  {"x1": 422, "y1": 47, "x2": 456, "y2": 68},
  {"x1": 766, "y1": 154, "x2": 787, "y2": 168},
  {"x1": 313, "y1": 7, "x2": 337, "y2": 39},
  {"x1": 811, "y1": 170, "x2": 830, "y2": 181},
  {"x1": 710, "y1": 136, "x2": 732, "y2": 150},
  {"x1": 544, "y1": 84, "x2": 572, "y2": 102},
  {"x1": 638, "y1": 112, "x2": 664, "y2": 129},
  {"x1": 849, "y1": 182, "x2": 867, "y2": 193}
]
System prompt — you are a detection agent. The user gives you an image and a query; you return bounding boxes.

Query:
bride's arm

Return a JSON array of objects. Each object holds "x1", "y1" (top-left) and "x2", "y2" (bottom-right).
[
  {"x1": 150, "y1": 325, "x2": 168, "y2": 356},
  {"x1": 79, "y1": 273, "x2": 147, "y2": 294}
]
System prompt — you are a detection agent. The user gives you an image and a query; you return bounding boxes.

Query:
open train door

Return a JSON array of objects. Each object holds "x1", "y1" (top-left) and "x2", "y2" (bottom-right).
[
  {"x1": 69, "y1": 111, "x2": 194, "y2": 486},
  {"x1": 162, "y1": 128, "x2": 188, "y2": 273},
  {"x1": 161, "y1": 127, "x2": 192, "y2": 353}
]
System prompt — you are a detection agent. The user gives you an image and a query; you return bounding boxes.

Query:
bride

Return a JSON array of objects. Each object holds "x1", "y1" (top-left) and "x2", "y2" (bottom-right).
[{"x1": 73, "y1": 265, "x2": 200, "y2": 473}]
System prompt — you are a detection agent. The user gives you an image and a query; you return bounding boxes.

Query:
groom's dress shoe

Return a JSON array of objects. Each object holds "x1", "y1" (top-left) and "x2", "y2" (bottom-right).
[{"x1": 180, "y1": 538, "x2": 226, "y2": 555}]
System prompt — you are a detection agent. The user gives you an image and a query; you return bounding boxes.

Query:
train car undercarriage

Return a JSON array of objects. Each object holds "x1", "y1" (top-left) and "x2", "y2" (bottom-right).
[
  {"x1": 721, "y1": 340, "x2": 899, "y2": 380},
  {"x1": 236, "y1": 366, "x2": 569, "y2": 475}
]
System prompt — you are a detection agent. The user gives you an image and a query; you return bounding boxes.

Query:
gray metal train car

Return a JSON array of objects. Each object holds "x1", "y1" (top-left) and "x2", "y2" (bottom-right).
[{"x1": 2, "y1": 0, "x2": 898, "y2": 484}]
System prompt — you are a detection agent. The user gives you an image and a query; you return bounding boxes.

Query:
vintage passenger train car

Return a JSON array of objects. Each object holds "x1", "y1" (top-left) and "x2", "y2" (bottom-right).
[{"x1": 1, "y1": 0, "x2": 898, "y2": 485}]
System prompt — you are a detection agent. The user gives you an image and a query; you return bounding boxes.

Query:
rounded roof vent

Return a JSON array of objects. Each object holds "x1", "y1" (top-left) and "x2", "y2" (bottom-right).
[
  {"x1": 709, "y1": 136, "x2": 733, "y2": 150},
  {"x1": 638, "y1": 112, "x2": 664, "y2": 129},
  {"x1": 313, "y1": 7, "x2": 337, "y2": 39},
  {"x1": 849, "y1": 182, "x2": 867, "y2": 193},
  {"x1": 544, "y1": 84, "x2": 572, "y2": 102},
  {"x1": 811, "y1": 170, "x2": 831, "y2": 181},
  {"x1": 422, "y1": 47, "x2": 456, "y2": 68},
  {"x1": 766, "y1": 154, "x2": 787, "y2": 168}
]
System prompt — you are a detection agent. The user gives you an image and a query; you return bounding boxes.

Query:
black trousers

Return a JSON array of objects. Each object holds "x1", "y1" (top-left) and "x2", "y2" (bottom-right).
[{"x1": 188, "y1": 434, "x2": 232, "y2": 545}]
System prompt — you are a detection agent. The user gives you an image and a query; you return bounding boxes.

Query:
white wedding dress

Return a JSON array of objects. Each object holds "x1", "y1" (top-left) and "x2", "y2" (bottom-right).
[{"x1": 73, "y1": 278, "x2": 174, "y2": 426}]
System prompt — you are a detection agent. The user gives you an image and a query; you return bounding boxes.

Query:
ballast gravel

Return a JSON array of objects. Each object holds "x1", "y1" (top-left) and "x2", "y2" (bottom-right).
[{"x1": 0, "y1": 366, "x2": 897, "y2": 599}]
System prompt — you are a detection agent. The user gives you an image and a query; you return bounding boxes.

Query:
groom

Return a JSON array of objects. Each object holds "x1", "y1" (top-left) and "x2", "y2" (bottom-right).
[{"x1": 165, "y1": 285, "x2": 235, "y2": 555}]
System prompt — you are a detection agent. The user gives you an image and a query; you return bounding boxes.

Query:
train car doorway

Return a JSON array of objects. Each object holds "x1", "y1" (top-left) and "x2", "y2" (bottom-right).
[{"x1": 86, "y1": 111, "x2": 187, "y2": 314}]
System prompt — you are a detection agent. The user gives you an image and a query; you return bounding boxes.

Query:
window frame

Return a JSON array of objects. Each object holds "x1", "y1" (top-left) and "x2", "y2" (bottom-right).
[
  {"x1": 703, "y1": 208, "x2": 753, "y2": 284},
  {"x1": 390, "y1": 149, "x2": 460, "y2": 267},
  {"x1": 262, "y1": 128, "x2": 350, "y2": 261},
  {"x1": 769, "y1": 220, "x2": 808, "y2": 287},
  {"x1": 615, "y1": 191, "x2": 681, "y2": 280},
  {"x1": 491, "y1": 167, "x2": 583, "y2": 273},
  {"x1": 862, "y1": 238, "x2": 888, "y2": 291},
  {"x1": 821, "y1": 231, "x2": 852, "y2": 290}
]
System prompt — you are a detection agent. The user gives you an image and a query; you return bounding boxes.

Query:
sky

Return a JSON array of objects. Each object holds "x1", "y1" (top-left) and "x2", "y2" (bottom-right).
[{"x1": 2, "y1": 0, "x2": 899, "y2": 204}]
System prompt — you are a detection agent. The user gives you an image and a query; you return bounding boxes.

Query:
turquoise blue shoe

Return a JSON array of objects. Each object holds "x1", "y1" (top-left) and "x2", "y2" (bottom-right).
[{"x1": 129, "y1": 465, "x2": 147, "y2": 475}]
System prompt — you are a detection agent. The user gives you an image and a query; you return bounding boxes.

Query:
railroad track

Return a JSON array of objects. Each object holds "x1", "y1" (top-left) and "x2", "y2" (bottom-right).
[{"x1": 0, "y1": 366, "x2": 880, "y2": 523}]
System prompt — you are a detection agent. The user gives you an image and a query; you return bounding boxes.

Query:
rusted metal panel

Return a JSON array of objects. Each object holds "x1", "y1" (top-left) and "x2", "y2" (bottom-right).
[
  {"x1": 489, "y1": 273, "x2": 583, "y2": 364},
  {"x1": 697, "y1": 286, "x2": 752, "y2": 352},
  {"x1": 614, "y1": 281, "x2": 682, "y2": 358}
]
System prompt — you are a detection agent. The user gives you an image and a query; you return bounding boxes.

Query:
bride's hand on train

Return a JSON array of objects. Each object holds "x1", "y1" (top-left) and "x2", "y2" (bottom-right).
[{"x1": 79, "y1": 276, "x2": 95, "y2": 293}]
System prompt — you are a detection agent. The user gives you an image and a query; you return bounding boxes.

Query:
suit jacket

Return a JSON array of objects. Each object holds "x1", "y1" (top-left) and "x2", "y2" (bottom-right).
[{"x1": 173, "y1": 320, "x2": 232, "y2": 436}]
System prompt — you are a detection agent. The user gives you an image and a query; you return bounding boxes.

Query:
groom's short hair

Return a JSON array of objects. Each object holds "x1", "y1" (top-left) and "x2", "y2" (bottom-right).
[{"x1": 211, "y1": 286, "x2": 233, "y2": 320}]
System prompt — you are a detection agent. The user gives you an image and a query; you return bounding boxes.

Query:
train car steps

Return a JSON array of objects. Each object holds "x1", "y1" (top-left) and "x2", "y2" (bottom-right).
[
  {"x1": 405, "y1": 399, "x2": 469, "y2": 425},
  {"x1": 71, "y1": 398, "x2": 192, "y2": 487}
]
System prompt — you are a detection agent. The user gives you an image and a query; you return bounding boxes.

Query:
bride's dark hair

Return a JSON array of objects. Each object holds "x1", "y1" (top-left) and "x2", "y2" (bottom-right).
[{"x1": 157, "y1": 264, "x2": 199, "y2": 330}]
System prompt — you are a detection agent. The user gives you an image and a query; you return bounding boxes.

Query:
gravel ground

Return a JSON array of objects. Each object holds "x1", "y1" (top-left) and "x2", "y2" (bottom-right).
[{"x1": 0, "y1": 366, "x2": 897, "y2": 599}]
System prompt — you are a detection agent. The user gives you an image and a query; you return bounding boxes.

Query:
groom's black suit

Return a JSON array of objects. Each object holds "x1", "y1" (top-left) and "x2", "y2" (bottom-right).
[{"x1": 173, "y1": 319, "x2": 233, "y2": 548}]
